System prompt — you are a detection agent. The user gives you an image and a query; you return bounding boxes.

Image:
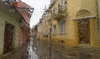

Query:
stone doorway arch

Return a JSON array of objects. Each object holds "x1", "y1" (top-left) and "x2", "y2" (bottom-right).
[
  {"x1": 74, "y1": 9, "x2": 92, "y2": 44},
  {"x1": 76, "y1": 9, "x2": 91, "y2": 18}
]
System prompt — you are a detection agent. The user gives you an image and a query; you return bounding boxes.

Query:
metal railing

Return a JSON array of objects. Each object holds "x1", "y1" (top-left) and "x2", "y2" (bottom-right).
[{"x1": 58, "y1": 7, "x2": 67, "y2": 14}]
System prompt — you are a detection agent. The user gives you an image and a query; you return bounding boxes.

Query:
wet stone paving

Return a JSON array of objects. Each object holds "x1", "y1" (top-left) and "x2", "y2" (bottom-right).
[
  {"x1": 28, "y1": 37, "x2": 39, "y2": 59},
  {"x1": 2, "y1": 37, "x2": 100, "y2": 59}
]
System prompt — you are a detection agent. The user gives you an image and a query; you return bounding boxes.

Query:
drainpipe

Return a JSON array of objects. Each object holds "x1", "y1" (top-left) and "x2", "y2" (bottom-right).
[
  {"x1": 49, "y1": 10, "x2": 52, "y2": 58},
  {"x1": 96, "y1": 0, "x2": 99, "y2": 18},
  {"x1": 96, "y1": 0, "x2": 100, "y2": 31}
]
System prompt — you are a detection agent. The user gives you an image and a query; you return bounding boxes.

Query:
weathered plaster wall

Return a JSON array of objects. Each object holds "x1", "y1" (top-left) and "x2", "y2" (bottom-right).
[
  {"x1": 98, "y1": 0, "x2": 100, "y2": 20},
  {"x1": 49, "y1": 0, "x2": 77, "y2": 46},
  {"x1": 68, "y1": 0, "x2": 96, "y2": 18},
  {"x1": 40, "y1": 0, "x2": 100, "y2": 48},
  {"x1": 51, "y1": 0, "x2": 97, "y2": 47},
  {"x1": 95, "y1": 0, "x2": 100, "y2": 47},
  {"x1": 0, "y1": 10, "x2": 20, "y2": 56}
]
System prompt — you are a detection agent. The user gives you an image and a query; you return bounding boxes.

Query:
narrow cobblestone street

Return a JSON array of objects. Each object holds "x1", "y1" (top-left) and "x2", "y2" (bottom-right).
[
  {"x1": 1, "y1": 36, "x2": 100, "y2": 59},
  {"x1": 1, "y1": 0, "x2": 100, "y2": 59},
  {"x1": 2, "y1": 44, "x2": 28, "y2": 59},
  {"x1": 28, "y1": 37, "x2": 38, "y2": 59}
]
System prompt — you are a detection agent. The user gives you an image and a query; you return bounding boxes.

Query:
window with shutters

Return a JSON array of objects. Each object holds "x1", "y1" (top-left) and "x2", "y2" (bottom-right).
[{"x1": 59, "y1": 20, "x2": 66, "y2": 34}]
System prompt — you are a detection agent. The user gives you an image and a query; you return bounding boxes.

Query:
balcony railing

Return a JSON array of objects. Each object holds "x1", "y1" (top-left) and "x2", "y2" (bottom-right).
[
  {"x1": 58, "y1": 7, "x2": 67, "y2": 13},
  {"x1": 53, "y1": 7, "x2": 67, "y2": 21}
]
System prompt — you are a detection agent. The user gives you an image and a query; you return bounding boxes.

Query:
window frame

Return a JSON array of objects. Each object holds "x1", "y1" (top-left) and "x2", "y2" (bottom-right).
[
  {"x1": 59, "y1": 20, "x2": 66, "y2": 34},
  {"x1": 53, "y1": 24, "x2": 57, "y2": 35}
]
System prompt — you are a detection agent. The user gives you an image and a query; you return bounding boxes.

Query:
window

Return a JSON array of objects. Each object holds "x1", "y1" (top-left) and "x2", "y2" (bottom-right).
[
  {"x1": 45, "y1": 14, "x2": 48, "y2": 20},
  {"x1": 8, "y1": 0, "x2": 17, "y2": 4},
  {"x1": 53, "y1": 7, "x2": 56, "y2": 16},
  {"x1": 53, "y1": 25, "x2": 56, "y2": 34},
  {"x1": 61, "y1": 0, "x2": 64, "y2": 6},
  {"x1": 59, "y1": 20, "x2": 66, "y2": 34},
  {"x1": 58, "y1": 0, "x2": 64, "y2": 7},
  {"x1": 65, "y1": 0, "x2": 67, "y2": 4},
  {"x1": 49, "y1": 12, "x2": 52, "y2": 19},
  {"x1": 58, "y1": 0, "x2": 67, "y2": 13}
]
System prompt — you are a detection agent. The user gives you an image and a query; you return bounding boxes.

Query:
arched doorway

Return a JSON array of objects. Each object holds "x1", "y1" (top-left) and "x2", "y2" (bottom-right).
[
  {"x1": 76, "y1": 9, "x2": 91, "y2": 44},
  {"x1": 78, "y1": 19, "x2": 90, "y2": 43}
]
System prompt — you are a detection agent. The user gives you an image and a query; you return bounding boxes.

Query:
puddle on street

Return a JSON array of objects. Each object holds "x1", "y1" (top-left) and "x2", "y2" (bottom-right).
[{"x1": 28, "y1": 37, "x2": 39, "y2": 59}]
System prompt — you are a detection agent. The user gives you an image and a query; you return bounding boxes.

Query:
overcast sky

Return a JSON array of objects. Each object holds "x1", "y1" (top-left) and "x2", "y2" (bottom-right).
[{"x1": 21, "y1": 0, "x2": 51, "y2": 28}]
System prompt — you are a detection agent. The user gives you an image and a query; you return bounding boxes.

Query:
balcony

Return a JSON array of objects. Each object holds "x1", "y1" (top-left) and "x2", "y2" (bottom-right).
[{"x1": 53, "y1": 7, "x2": 67, "y2": 21}]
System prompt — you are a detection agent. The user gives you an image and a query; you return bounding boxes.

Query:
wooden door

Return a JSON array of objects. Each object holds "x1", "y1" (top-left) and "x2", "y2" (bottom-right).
[
  {"x1": 78, "y1": 19, "x2": 90, "y2": 43},
  {"x1": 3, "y1": 23, "x2": 14, "y2": 54}
]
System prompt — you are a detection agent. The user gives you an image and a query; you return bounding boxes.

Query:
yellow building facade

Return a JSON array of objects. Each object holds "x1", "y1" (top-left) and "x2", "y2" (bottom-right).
[
  {"x1": 34, "y1": 0, "x2": 100, "y2": 59},
  {"x1": 39, "y1": 0, "x2": 100, "y2": 49}
]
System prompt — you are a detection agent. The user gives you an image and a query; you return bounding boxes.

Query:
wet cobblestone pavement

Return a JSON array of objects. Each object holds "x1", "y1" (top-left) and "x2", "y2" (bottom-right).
[
  {"x1": 2, "y1": 37, "x2": 39, "y2": 59},
  {"x1": 2, "y1": 37, "x2": 100, "y2": 59},
  {"x1": 2, "y1": 45, "x2": 28, "y2": 59},
  {"x1": 28, "y1": 37, "x2": 38, "y2": 59}
]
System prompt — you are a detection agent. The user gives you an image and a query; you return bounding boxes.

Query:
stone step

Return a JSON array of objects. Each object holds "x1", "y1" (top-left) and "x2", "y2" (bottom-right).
[{"x1": 74, "y1": 44, "x2": 92, "y2": 49}]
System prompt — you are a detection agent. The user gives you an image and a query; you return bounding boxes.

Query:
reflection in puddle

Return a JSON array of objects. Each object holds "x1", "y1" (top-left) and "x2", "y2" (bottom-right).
[
  {"x1": 28, "y1": 37, "x2": 38, "y2": 59},
  {"x1": 27, "y1": 37, "x2": 100, "y2": 59}
]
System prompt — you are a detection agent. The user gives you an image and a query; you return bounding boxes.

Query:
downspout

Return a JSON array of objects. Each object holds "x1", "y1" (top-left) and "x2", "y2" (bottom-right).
[
  {"x1": 49, "y1": 10, "x2": 52, "y2": 58},
  {"x1": 96, "y1": 0, "x2": 99, "y2": 31}
]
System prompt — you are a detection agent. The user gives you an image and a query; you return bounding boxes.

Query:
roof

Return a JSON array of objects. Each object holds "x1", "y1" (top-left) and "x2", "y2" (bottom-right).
[{"x1": 17, "y1": 0, "x2": 33, "y2": 9}]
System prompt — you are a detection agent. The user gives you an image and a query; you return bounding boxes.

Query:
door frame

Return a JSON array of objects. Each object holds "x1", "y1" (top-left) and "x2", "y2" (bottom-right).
[
  {"x1": 74, "y1": 18, "x2": 96, "y2": 46},
  {"x1": 3, "y1": 22, "x2": 15, "y2": 54},
  {"x1": 78, "y1": 19, "x2": 90, "y2": 44}
]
